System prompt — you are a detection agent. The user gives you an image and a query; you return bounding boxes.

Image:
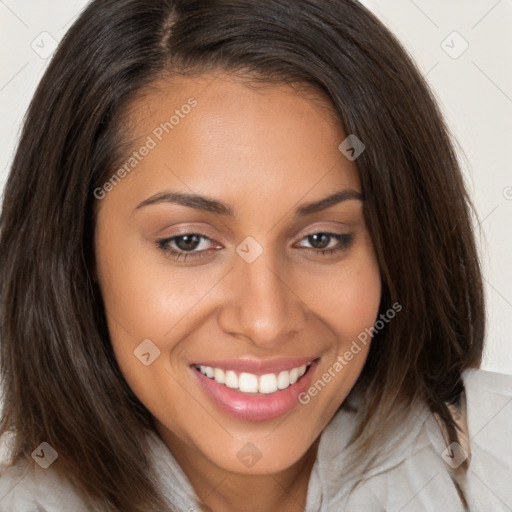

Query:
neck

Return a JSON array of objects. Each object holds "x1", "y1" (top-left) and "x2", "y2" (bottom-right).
[{"x1": 156, "y1": 425, "x2": 320, "y2": 512}]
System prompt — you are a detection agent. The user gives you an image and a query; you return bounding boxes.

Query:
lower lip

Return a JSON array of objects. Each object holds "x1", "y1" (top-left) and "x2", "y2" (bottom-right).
[{"x1": 190, "y1": 360, "x2": 319, "y2": 421}]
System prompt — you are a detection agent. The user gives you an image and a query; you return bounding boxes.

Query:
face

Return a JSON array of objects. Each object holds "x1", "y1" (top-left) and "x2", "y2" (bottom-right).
[{"x1": 94, "y1": 72, "x2": 381, "y2": 476}]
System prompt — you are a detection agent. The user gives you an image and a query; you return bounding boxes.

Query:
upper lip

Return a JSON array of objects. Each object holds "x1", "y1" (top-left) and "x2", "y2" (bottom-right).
[{"x1": 192, "y1": 356, "x2": 318, "y2": 376}]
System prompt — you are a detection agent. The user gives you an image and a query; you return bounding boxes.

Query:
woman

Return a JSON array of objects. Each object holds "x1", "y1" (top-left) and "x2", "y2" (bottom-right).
[{"x1": 0, "y1": 0, "x2": 511, "y2": 511}]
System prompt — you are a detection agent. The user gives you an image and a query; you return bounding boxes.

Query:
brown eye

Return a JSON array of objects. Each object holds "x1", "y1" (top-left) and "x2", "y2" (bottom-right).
[
  {"x1": 307, "y1": 233, "x2": 331, "y2": 249},
  {"x1": 296, "y1": 232, "x2": 354, "y2": 256},
  {"x1": 173, "y1": 234, "x2": 202, "y2": 251},
  {"x1": 156, "y1": 233, "x2": 215, "y2": 261}
]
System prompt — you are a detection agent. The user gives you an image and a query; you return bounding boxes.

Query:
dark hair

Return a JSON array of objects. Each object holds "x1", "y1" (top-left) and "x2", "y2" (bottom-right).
[{"x1": 0, "y1": 0, "x2": 484, "y2": 510}]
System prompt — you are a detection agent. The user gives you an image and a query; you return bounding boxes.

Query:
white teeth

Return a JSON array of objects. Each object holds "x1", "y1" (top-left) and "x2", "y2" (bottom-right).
[
  {"x1": 277, "y1": 370, "x2": 290, "y2": 389},
  {"x1": 196, "y1": 362, "x2": 312, "y2": 395},
  {"x1": 239, "y1": 373, "x2": 259, "y2": 393},
  {"x1": 224, "y1": 370, "x2": 238, "y2": 389},
  {"x1": 213, "y1": 368, "x2": 225, "y2": 384},
  {"x1": 259, "y1": 373, "x2": 278, "y2": 394}
]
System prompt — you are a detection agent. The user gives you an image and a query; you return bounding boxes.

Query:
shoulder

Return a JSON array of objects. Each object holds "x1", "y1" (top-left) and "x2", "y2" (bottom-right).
[
  {"x1": 462, "y1": 366, "x2": 512, "y2": 396},
  {"x1": 461, "y1": 368, "x2": 512, "y2": 510},
  {"x1": 462, "y1": 367, "x2": 512, "y2": 447},
  {"x1": 0, "y1": 455, "x2": 91, "y2": 512},
  {"x1": 324, "y1": 369, "x2": 512, "y2": 511}
]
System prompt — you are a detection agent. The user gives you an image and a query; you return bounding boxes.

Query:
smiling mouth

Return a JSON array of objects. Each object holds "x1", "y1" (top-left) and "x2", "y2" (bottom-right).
[
  {"x1": 190, "y1": 357, "x2": 320, "y2": 421},
  {"x1": 193, "y1": 361, "x2": 315, "y2": 395}
]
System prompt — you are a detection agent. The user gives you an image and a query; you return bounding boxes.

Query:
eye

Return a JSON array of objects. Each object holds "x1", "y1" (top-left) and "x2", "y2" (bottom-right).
[
  {"x1": 295, "y1": 231, "x2": 354, "y2": 257},
  {"x1": 156, "y1": 230, "x2": 354, "y2": 262},
  {"x1": 156, "y1": 233, "x2": 217, "y2": 261}
]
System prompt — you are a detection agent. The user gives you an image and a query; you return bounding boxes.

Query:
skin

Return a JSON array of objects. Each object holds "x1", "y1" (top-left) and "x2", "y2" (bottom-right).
[{"x1": 94, "y1": 72, "x2": 381, "y2": 512}]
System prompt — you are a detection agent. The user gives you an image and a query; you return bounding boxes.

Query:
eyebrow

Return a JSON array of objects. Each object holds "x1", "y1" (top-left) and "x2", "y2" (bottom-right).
[{"x1": 135, "y1": 188, "x2": 363, "y2": 217}]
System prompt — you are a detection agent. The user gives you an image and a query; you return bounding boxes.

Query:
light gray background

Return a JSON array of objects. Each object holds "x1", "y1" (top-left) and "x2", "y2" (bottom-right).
[{"x1": 1, "y1": 0, "x2": 511, "y2": 374}]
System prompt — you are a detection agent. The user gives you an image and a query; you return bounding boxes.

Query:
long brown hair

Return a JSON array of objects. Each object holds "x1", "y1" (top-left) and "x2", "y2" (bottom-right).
[{"x1": 0, "y1": 0, "x2": 484, "y2": 510}]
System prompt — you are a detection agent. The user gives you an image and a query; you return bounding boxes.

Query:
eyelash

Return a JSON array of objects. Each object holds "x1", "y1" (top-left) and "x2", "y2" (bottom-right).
[{"x1": 156, "y1": 231, "x2": 354, "y2": 262}]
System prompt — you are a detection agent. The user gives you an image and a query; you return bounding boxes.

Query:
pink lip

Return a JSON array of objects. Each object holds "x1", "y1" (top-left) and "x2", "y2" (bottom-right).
[
  {"x1": 191, "y1": 356, "x2": 316, "y2": 376},
  {"x1": 190, "y1": 358, "x2": 319, "y2": 421}
]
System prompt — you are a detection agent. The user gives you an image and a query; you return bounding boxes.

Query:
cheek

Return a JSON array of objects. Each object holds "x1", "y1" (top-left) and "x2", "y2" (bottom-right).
[
  {"x1": 304, "y1": 245, "x2": 381, "y2": 386},
  {"x1": 95, "y1": 229, "x2": 221, "y2": 351},
  {"x1": 94, "y1": 227, "x2": 176, "y2": 373},
  {"x1": 340, "y1": 263, "x2": 381, "y2": 340},
  {"x1": 94, "y1": 240, "x2": 205, "y2": 432},
  {"x1": 306, "y1": 249, "x2": 381, "y2": 345}
]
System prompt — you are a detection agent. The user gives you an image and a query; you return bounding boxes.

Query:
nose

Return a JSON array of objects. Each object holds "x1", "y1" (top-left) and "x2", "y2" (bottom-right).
[{"x1": 217, "y1": 245, "x2": 308, "y2": 348}]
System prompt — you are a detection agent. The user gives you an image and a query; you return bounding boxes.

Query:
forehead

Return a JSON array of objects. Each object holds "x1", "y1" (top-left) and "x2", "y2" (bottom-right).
[
  {"x1": 126, "y1": 71, "x2": 341, "y2": 132},
  {"x1": 107, "y1": 72, "x2": 361, "y2": 208}
]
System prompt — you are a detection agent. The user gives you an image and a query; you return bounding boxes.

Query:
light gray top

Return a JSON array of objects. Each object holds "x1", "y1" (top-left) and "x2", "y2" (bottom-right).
[{"x1": 1, "y1": 368, "x2": 511, "y2": 511}]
